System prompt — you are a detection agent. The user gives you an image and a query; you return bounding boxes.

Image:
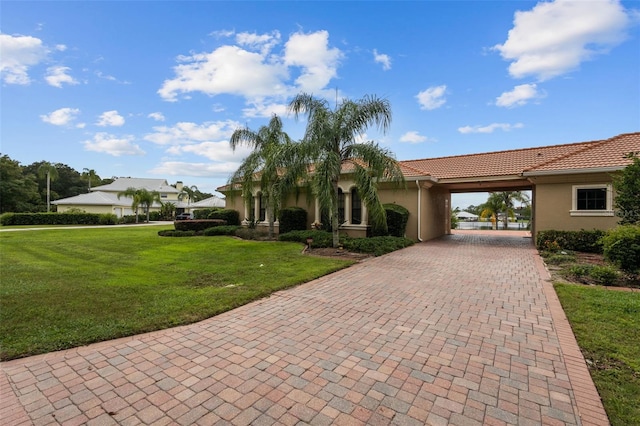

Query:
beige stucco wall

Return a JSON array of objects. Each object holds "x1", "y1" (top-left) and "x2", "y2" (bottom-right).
[{"x1": 531, "y1": 172, "x2": 619, "y2": 233}]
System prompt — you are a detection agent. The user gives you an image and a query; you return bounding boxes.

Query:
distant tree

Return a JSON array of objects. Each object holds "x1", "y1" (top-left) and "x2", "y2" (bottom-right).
[
  {"x1": 0, "y1": 155, "x2": 40, "y2": 213},
  {"x1": 117, "y1": 188, "x2": 161, "y2": 223},
  {"x1": 480, "y1": 193, "x2": 503, "y2": 230},
  {"x1": 289, "y1": 93, "x2": 405, "y2": 247},
  {"x1": 83, "y1": 168, "x2": 98, "y2": 192},
  {"x1": 465, "y1": 204, "x2": 483, "y2": 216},
  {"x1": 613, "y1": 153, "x2": 640, "y2": 225},
  {"x1": 37, "y1": 162, "x2": 59, "y2": 212},
  {"x1": 495, "y1": 191, "x2": 530, "y2": 228}
]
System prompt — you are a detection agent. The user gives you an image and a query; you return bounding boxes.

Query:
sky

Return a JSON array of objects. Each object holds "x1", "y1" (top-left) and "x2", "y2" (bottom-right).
[{"x1": 1, "y1": 0, "x2": 639, "y2": 209}]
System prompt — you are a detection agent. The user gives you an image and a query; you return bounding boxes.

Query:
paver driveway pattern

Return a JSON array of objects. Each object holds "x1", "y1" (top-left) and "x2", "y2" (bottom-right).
[{"x1": 1, "y1": 232, "x2": 607, "y2": 425}]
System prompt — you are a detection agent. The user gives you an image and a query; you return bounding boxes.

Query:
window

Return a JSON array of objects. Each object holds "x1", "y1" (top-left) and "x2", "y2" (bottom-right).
[
  {"x1": 351, "y1": 189, "x2": 362, "y2": 225},
  {"x1": 161, "y1": 193, "x2": 168, "y2": 199},
  {"x1": 571, "y1": 184, "x2": 613, "y2": 216},
  {"x1": 338, "y1": 189, "x2": 345, "y2": 223}
]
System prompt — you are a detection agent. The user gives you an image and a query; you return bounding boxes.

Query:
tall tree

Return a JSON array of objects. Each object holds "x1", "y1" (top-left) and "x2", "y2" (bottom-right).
[
  {"x1": 613, "y1": 153, "x2": 640, "y2": 224},
  {"x1": 480, "y1": 193, "x2": 504, "y2": 230},
  {"x1": 0, "y1": 155, "x2": 40, "y2": 213},
  {"x1": 117, "y1": 188, "x2": 161, "y2": 223},
  {"x1": 289, "y1": 93, "x2": 404, "y2": 247},
  {"x1": 37, "y1": 162, "x2": 59, "y2": 212},
  {"x1": 83, "y1": 168, "x2": 98, "y2": 192},
  {"x1": 229, "y1": 114, "x2": 295, "y2": 239},
  {"x1": 480, "y1": 191, "x2": 530, "y2": 229}
]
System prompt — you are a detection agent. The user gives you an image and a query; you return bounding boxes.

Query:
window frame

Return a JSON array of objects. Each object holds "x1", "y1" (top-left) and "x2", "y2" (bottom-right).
[{"x1": 570, "y1": 184, "x2": 614, "y2": 217}]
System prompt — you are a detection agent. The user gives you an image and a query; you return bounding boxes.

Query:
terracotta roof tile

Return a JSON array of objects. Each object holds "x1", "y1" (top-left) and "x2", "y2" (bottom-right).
[
  {"x1": 524, "y1": 132, "x2": 640, "y2": 173},
  {"x1": 400, "y1": 132, "x2": 639, "y2": 179}
]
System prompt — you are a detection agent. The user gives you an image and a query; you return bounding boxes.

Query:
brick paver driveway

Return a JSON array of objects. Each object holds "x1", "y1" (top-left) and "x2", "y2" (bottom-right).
[{"x1": 1, "y1": 232, "x2": 608, "y2": 425}]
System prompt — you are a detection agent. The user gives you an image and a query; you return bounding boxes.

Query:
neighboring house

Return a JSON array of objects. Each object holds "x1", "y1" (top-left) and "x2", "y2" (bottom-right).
[
  {"x1": 53, "y1": 178, "x2": 187, "y2": 217},
  {"x1": 190, "y1": 196, "x2": 226, "y2": 211},
  {"x1": 219, "y1": 132, "x2": 639, "y2": 241},
  {"x1": 456, "y1": 211, "x2": 479, "y2": 221}
]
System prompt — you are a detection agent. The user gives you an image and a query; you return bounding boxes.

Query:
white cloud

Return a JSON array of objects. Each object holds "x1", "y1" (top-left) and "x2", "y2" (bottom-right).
[
  {"x1": 144, "y1": 120, "x2": 242, "y2": 145},
  {"x1": 171, "y1": 141, "x2": 251, "y2": 162},
  {"x1": 83, "y1": 133, "x2": 145, "y2": 156},
  {"x1": 416, "y1": 85, "x2": 447, "y2": 110},
  {"x1": 284, "y1": 30, "x2": 343, "y2": 93},
  {"x1": 148, "y1": 112, "x2": 165, "y2": 122},
  {"x1": 373, "y1": 49, "x2": 391, "y2": 71},
  {"x1": 494, "y1": 0, "x2": 633, "y2": 81},
  {"x1": 399, "y1": 131, "x2": 429, "y2": 144},
  {"x1": 0, "y1": 34, "x2": 48, "y2": 85},
  {"x1": 45, "y1": 66, "x2": 78, "y2": 87},
  {"x1": 149, "y1": 161, "x2": 240, "y2": 178},
  {"x1": 158, "y1": 30, "x2": 343, "y2": 109},
  {"x1": 242, "y1": 100, "x2": 288, "y2": 118},
  {"x1": 495, "y1": 83, "x2": 545, "y2": 108},
  {"x1": 96, "y1": 110, "x2": 125, "y2": 127},
  {"x1": 458, "y1": 123, "x2": 524, "y2": 134},
  {"x1": 40, "y1": 107, "x2": 82, "y2": 127},
  {"x1": 236, "y1": 30, "x2": 281, "y2": 55},
  {"x1": 55, "y1": 44, "x2": 67, "y2": 52}
]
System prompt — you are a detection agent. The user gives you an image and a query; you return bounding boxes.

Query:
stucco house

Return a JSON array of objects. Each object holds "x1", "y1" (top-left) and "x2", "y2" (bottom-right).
[
  {"x1": 219, "y1": 132, "x2": 639, "y2": 241},
  {"x1": 52, "y1": 178, "x2": 191, "y2": 217}
]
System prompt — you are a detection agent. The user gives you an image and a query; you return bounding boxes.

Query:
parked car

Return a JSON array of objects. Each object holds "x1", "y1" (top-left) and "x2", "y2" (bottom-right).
[{"x1": 176, "y1": 213, "x2": 192, "y2": 220}]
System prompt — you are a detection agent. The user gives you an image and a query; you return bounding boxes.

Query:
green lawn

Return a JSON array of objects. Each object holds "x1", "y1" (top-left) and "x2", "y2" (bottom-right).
[
  {"x1": 0, "y1": 226, "x2": 352, "y2": 360},
  {"x1": 555, "y1": 283, "x2": 640, "y2": 426}
]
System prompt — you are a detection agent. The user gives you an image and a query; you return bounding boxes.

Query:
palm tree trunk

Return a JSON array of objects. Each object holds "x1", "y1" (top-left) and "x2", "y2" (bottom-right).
[
  {"x1": 331, "y1": 180, "x2": 340, "y2": 248},
  {"x1": 46, "y1": 173, "x2": 51, "y2": 212},
  {"x1": 267, "y1": 204, "x2": 275, "y2": 239}
]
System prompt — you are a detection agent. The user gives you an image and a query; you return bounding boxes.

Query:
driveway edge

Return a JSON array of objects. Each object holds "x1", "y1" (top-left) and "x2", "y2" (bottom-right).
[{"x1": 533, "y1": 251, "x2": 611, "y2": 426}]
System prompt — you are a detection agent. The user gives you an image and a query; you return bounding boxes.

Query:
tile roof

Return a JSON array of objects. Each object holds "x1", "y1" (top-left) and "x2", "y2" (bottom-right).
[
  {"x1": 51, "y1": 191, "x2": 130, "y2": 206},
  {"x1": 400, "y1": 132, "x2": 639, "y2": 179},
  {"x1": 524, "y1": 132, "x2": 640, "y2": 174}
]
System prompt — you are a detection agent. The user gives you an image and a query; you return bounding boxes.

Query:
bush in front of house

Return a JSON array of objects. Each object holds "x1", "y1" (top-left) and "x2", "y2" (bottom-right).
[
  {"x1": 370, "y1": 204, "x2": 410, "y2": 237},
  {"x1": 175, "y1": 219, "x2": 226, "y2": 232},
  {"x1": 0, "y1": 212, "x2": 115, "y2": 226},
  {"x1": 203, "y1": 225, "x2": 240, "y2": 236},
  {"x1": 119, "y1": 214, "x2": 146, "y2": 224},
  {"x1": 208, "y1": 209, "x2": 240, "y2": 226},
  {"x1": 193, "y1": 208, "x2": 220, "y2": 219},
  {"x1": 343, "y1": 236, "x2": 414, "y2": 256},
  {"x1": 536, "y1": 229, "x2": 606, "y2": 253},
  {"x1": 601, "y1": 225, "x2": 640, "y2": 273},
  {"x1": 278, "y1": 207, "x2": 307, "y2": 234},
  {"x1": 278, "y1": 230, "x2": 336, "y2": 247}
]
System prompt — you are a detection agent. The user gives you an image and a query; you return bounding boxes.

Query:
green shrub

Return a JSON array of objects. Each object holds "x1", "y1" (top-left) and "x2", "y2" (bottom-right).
[
  {"x1": 208, "y1": 209, "x2": 240, "y2": 226},
  {"x1": 536, "y1": 229, "x2": 605, "y2": 253},
  {"x1": 98, "y1": 214, "x2": 118, "y2": 225},
  {"x1": 601, "y1": 225, "x2": 640, "y2": 272},
  {"x1": 0, "y1": 212, "x2": 114, "y2": 226},
  {"x1": 278, "y1": 230, "x2": 336, "y2": 248},
  {"x1": 203, "y1": 226, "x2": 239, "y2": 236},
  {"x1": 371, "y1": 204, "x2": 410, "y2": 237},
  {"x1": 119, "y1": 214, "x2": 146, "y2": 224},
  {"x1": 149, "y1": 211, "x2": 161, "y2": 221},
  {"x1": 564, "y1": 264, "x2": 593, "y2": 281},
  {"x1": 175, "y1": 219, "x2": 226, "y2": 232},
  {"x1": 343, "y1": 236, "x2": 414, "y2": 256},
  {"x1": 589, "y1": 265, "x2": 620, "y2": 286},
  {"x1": 278, "y1": 207, "x2": 307, "y2": 234},
  {"x1": 543, "y1": 252, "x2": 576, "y2": 265},
  {"x1": 234, "y1": 227, "x2": 268, "y2": 240},
  {"x1": 193, "y1": 208, "x2": 220, "y2": 219}
]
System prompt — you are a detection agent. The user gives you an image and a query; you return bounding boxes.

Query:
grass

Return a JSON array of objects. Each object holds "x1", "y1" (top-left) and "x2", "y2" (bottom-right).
[
  {"x1": 554, "y1": 283, "x2": 640, "y2": 426},
  {"x1": 0, "y1": 226, "x2": 352, "y2": 360}
]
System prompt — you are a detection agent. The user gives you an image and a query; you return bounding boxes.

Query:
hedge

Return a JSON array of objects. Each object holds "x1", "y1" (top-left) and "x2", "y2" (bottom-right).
[
  {"x1": 0, "y1": 212, "x2": 117, "y2": 226},
  {"x1": 174, "y1": 219, "x2": 227, "y2": 232},
  {"x1": 278, "y1": 207, "x2": 307, "y2": 234},
  {"x1": 371, "y1": 203, "x2": 410, "y2": 237},
  {"x1": 208, "y1": 209, "x2": 240, "y2": 226},
  {"x1": 536, "y1": 229, "x2": 605, "y2": 253},
  {"x1": 601, "y1": 225, "x2": 640, "y2": 272}
]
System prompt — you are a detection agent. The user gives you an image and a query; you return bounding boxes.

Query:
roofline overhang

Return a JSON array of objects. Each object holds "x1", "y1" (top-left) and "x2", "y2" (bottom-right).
[
  {"x1": 522, "y1": 166, "x2": 625, "y2": 177},
  {"x1": 436, "y1": 174, "x2": 525, "y2": 184}
]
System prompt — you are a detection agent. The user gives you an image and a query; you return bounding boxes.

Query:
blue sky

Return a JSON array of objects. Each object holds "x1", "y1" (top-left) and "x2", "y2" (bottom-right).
[{"x1": 2, "y1": 0, "x2": 639, "y2": 208}]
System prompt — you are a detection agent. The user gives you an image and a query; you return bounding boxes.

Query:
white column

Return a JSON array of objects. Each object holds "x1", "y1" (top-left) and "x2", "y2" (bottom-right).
[
  {"x1": 361, "y1": 203, "x2": 368, "y2": 225},
  {"x1": 314, "y1": 198, "x2": 321, "y2": 223},
  {"x1": 344, "y1": 191, "x2": 351, "y2": 224},
  {"x1": 254, "y1": 195, "x2": 260, "y2": 221}
]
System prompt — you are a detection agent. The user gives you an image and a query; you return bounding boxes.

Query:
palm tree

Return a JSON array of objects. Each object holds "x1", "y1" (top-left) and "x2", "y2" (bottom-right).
[
  {"x1": 480, "y1": 193, "x2": 504, "y2": 230},
  {"x1": 38, "y1": 162, "x2": 59, "y2": 212},
  {"x1": 178, "y1": 185, "x2": 199, "y2": 205},
  {"x1": 229, "y1": 114, "x2": 295, "y2": 239},
  {"x1": 83, "y1": 168, "x2": 97, "y2": 192},
  {"x1": 496, "y1": 191, "x2": 530, "y2": 229},
  {"x1": 289, "y1": 93, "x2": 404, "y2": 247},
  {"x1": 117, "y1": 187, "x2": 161, "y2": 223}
]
